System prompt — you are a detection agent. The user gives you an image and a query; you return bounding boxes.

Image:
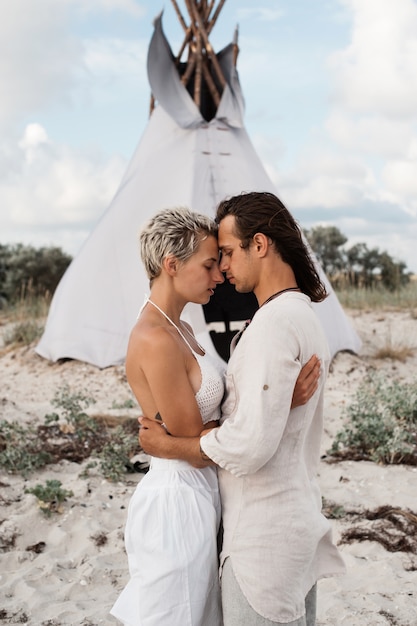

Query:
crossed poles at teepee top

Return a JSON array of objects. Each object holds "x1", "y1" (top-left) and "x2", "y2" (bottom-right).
[{"x1": 150, "y1": 0, "x2": 238, "y2": 114}]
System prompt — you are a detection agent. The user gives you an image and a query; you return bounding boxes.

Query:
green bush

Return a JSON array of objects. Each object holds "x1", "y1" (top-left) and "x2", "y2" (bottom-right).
[
  {"x1": 329, "y1": 372, "x2": 417, "y2": 464},
  {"x1": 25, "y1": 479, "x2": 73, "y2": 517},
  {"x1": 1, "y1": 386, "x2": 141, "y2": 482},
  {"x1": 0, "y1": 420, "x2": 52, "y2": 476},
  {"x1": 45, "y1": 384, "x2": 98, "y2": 438},
  {"x1": 111, "y1": 398, "x2": 136, "y2": 409}
]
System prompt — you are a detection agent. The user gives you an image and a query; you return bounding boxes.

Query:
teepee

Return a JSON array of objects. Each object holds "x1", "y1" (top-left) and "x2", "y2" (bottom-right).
[{"x1": 36, "y1": 0, "x2": 361, "y2": 368}]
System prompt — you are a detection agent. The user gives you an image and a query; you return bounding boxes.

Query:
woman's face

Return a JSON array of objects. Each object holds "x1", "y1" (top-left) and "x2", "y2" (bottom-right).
[{"x1": 176, "y1": 235, "x2": 224, "y2": 304}]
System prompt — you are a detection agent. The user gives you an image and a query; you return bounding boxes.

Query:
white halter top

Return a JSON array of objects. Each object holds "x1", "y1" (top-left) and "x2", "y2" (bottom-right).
[{"x1": 146, "y1": 299, "x2": 225, "y2": 425}]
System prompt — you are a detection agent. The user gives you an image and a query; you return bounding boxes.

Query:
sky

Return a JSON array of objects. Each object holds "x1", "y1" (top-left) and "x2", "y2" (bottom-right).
[{"x1": 1, "y1": 0, "x2": 417, "y2": 273}]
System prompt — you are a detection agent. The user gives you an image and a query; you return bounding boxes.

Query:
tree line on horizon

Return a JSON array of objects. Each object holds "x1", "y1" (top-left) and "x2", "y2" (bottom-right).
[
  {"x1": 0, "y1": 243, "x2": 72, "y2": 305},
  {"x1": 304, "y1": 225, "x2": 410, "y2": 292},
  {"x1": 0, "y1": 226, "x2": 411, "y2": 305}
]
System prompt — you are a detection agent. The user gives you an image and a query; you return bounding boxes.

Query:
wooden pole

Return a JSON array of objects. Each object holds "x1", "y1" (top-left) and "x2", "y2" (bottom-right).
[
  {"x1": 205, "y1": 0, "x2": 216, "y2": 21},
  {"x1": 170, "y1": 0, "x2": 188, "y2": 31},
  {"x1": 187, "y1": 1, "x2": 226, "y2": 89},
  {"x1": 194, "y1": 30, "x2": 203, "y2": 108},
  {"x1": 233, "y1": 24, "x2": 239, "y2": 66},
  {"x1": 202, "y1": 62, "x2": 221, "y2": 107},
  {"x1": 176, "y1": 27, "x2": 193, "y2": 63},
  {"x1": 149, "y1": 93, "x2": 155, "y2": 116},
  {"x1": 199, "y1": 0, "x2": 207, "y2": 19},
  {"x1": 207, "y1": 0, "x2": 226, "y2": 34},
  {"x1": 181, "y1": 51, "x2": 196, "y2": 86}
]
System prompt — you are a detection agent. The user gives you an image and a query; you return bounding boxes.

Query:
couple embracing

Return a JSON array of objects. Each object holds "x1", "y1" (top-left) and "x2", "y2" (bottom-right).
[{"x1": 111, "y1": 191, "x2": 345, "y2": 626}]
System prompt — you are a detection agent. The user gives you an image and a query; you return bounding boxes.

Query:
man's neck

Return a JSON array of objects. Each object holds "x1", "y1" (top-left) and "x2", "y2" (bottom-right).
[
  {"x1": 253, "y1": 254, "x2": 298, "y2": 307},
  {"x1": 256, "y1": 285, "x2": 299, "y2": 307}
]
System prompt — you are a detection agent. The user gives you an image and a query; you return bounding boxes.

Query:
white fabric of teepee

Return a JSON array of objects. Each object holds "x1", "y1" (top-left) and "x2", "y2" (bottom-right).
[{"x1": 36, "y1": 14, "x2": 361, "y2": 368}]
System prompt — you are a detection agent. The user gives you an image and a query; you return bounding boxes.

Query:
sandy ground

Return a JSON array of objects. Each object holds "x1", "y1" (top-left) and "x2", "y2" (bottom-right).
[{"x1": 1, "y1": 309, "x2": 416, "y2": 626}]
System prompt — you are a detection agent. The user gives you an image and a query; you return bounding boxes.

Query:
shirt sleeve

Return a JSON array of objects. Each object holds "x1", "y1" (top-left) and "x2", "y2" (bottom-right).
[{"x1": 201, "y1": 307, "x2": 302, "y2": 476}]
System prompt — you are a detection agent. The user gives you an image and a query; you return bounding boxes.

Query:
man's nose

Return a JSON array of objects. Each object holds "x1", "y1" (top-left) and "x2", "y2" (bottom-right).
[{"x1": 215, "y1": 266, "x2": 225, "y2": 283}]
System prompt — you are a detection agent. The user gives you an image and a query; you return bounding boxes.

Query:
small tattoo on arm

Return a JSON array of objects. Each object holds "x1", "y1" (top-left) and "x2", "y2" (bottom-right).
[{"x1": 154, "y1": 411, "x2": 169, "y2": 434}]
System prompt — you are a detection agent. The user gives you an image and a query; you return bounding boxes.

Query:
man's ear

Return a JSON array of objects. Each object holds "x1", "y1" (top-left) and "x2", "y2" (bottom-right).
[
  {"x1": 252, "y1": 233, "x2": 269, "y2": 257},
  {"x1": 163, "y1": 255, "x2": 178, "y2": 276}
]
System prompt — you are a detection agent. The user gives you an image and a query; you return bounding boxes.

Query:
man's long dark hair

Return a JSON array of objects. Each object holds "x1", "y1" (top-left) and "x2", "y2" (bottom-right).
[{"x1": 216, "y1": 191, "x2": 327, "y2": 303}]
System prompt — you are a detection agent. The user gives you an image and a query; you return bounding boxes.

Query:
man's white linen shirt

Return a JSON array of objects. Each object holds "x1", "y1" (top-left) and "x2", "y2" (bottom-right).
[{"x1": 201, "y1": 292, "x2": 346, "y2": 623}]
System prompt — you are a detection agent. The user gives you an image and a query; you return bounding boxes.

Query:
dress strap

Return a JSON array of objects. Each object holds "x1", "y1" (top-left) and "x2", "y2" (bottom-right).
[{"x1": 146, "y1": 299, "x2": 205, "y2": 355}]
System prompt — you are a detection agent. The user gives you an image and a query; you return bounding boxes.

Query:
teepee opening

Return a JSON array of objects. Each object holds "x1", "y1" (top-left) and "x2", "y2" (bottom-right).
[{"x1": 150, "y1": 0, "x2": 232, "y2": 123}]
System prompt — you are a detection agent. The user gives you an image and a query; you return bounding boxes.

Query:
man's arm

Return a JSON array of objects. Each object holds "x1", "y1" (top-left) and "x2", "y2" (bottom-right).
[
  {"x1": 139, "y1": 417, "x2": 215, "y2": 468},
  {"x1": 138, "y1": 355, "x2": 319, "y2": 464}
]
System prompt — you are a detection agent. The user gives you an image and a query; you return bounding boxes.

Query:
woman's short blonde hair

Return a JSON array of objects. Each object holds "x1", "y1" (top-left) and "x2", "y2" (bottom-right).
[{"x1": 140, "y1": 207, "x2": 217, "y2": 283}]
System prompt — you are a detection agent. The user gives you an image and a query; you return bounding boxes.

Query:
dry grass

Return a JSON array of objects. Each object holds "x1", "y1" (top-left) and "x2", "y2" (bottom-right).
[
  {"x1": 0, "y1": 292, "x2": 49, "y2": 348},
  {"x1": 371, "y1": 321, "x2": 416, "y2": 362},
  {"x1": 373, "y1": 344, "x2": 414, "y2": 362},
  {"x1": 335, "y1": 281, "x2": 417, "y2": 311}
]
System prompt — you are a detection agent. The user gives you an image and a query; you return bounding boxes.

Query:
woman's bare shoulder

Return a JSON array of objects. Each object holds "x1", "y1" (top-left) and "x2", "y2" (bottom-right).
[{"x1": 127, "y1": 319, "x2": 181, "y2": 361}]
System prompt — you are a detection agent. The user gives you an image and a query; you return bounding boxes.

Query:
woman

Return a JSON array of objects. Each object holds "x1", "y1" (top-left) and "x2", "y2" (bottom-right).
[
  {"x1": 110, "y1": 207, "x2": 225, "y2": 626},
  {"x1": 110, "y1": 207, "x2": 319, "y2": 626}
]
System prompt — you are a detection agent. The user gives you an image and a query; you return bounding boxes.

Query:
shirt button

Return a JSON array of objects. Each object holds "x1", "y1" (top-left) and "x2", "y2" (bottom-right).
[{"x1": 263, "y1": 384, "x2": 269, "y2": 390}]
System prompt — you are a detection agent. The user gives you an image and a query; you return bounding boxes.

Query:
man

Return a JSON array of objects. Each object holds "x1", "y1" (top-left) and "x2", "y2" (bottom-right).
[{"x1": 139, "y1": 191, "x2": 345, "y2": 626}]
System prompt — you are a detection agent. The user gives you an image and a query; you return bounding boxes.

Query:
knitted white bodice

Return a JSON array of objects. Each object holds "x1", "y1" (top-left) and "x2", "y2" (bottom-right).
[{"x1": 193, "y1": 351, "x2": 225, "y2": 424}]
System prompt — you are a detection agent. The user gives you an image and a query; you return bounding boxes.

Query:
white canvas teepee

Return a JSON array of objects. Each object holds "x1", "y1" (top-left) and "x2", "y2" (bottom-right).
[{"x1": 36, "y1": 2, "x2": 361, "y2": 369}]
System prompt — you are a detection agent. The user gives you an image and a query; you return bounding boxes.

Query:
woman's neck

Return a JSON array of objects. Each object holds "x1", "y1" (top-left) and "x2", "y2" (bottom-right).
[{"x1": 147, "y1": 290, "x2": 184, "y2": 325}]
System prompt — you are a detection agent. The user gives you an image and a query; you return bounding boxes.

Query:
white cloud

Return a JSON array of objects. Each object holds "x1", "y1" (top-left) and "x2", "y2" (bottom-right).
[
  {"x1": 282, "y1": 175, "x2": 362, "y2": 211},
  {"x1": 84, "y1": 38, "x2": 146, "y2": 76},
  {"x1": 325, "y1": 112, "x2": 415, "y2": 158},
  {"x1": 272, "y1": 144, "x2": 374, "y2": 208},
  {"x1": 0, "y1": 124, "x2": 126, "y2": 253},
  {"x1": 18, "y1": 123, "x2": 50, "y2": 165},
  {"x1": 382, "y1": 160, "x2": 417, "y2": 212},
  {"x1": 0, "y1": 1, "x2": 81, "y2": 131},
  {"x1": 0, "y1": 0, "x2": 147, "y2": 133},
  {"x1": 67, "y1": 0, "x2": 144, "y2": 15},
  {"x1": 330, "y1": 0, "x2": 417, "y2": 118}
]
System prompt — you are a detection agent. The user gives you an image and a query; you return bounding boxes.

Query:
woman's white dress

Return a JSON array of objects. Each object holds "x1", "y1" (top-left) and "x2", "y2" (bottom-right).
[{"x1": 110, "y1": 347, "x2": 225, "y2": 626}]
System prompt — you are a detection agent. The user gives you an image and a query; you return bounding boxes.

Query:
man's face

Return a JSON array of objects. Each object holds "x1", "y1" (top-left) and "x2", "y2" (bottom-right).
[{"x1": 218, "y1": 215, "x2": 257, "y2": 293}]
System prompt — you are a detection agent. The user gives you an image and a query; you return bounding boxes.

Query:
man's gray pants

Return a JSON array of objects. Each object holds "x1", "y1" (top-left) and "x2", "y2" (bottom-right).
[{"x1": 221, "y1": 557, "x2": 317, "y2": 626}]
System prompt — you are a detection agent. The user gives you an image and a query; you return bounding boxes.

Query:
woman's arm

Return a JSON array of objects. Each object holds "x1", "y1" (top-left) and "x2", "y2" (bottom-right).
[
  {"x1": 139, "y1": 417, "x2": 211, "y2": 468},
  {"x1": 291, "y1": 354, "x2": 320, "y2": 408}
]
